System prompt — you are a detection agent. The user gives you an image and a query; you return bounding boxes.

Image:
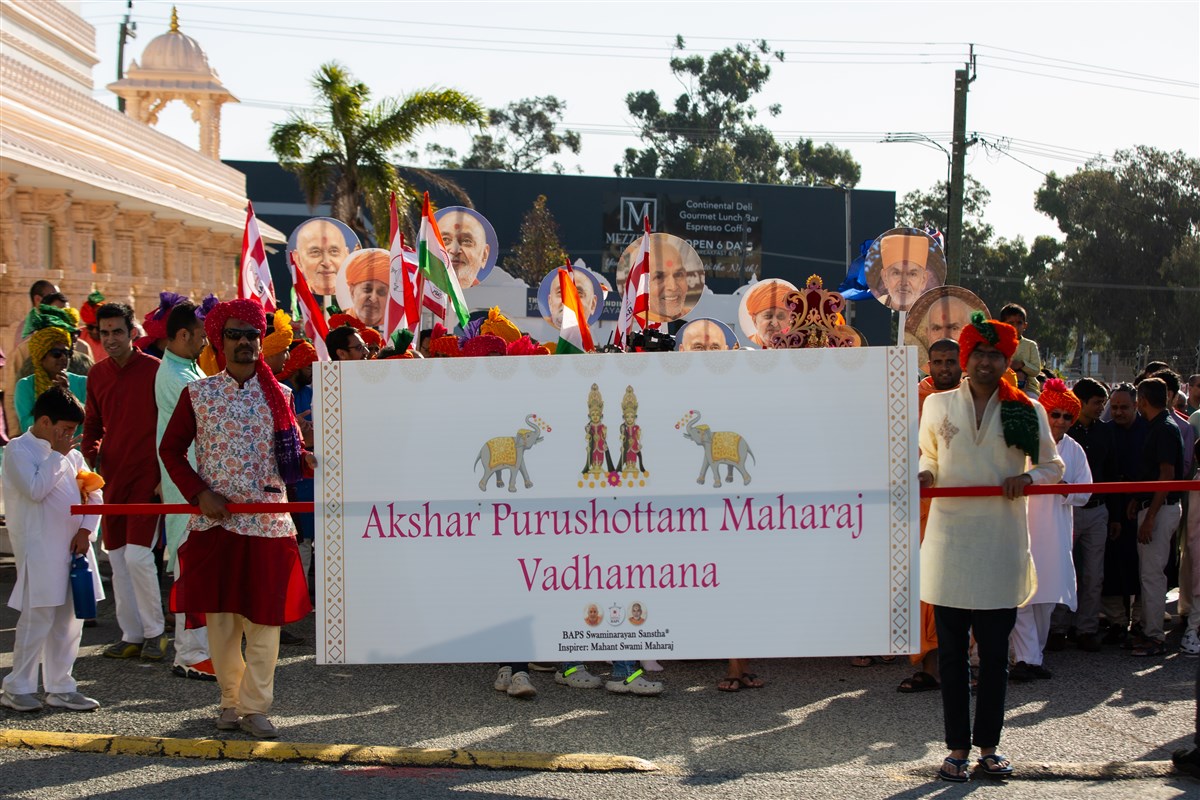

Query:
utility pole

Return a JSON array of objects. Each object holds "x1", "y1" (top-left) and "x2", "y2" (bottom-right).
[
  {"x1": 946, "y1": 44, "x2": 977, "y2": 286},
  {"x1": 116, "y1": 0, "x2": 135, "y2": 113}
]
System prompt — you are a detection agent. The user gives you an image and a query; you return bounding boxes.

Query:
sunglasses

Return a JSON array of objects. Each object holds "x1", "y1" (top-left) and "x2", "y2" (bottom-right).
[
  {"x1": 47, "y1": 348, "x2": 71, "y2": 358},
  {"x1": 223, "y1": 328, "x2": 261, "y2": 342},
  {"x1": 1048, "y1": 411, "x2": 1074, "y2": 420}
]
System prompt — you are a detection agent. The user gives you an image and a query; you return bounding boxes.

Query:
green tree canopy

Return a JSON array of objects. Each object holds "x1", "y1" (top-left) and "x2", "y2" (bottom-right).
[
  {"x1": 269, "y1": 61, "x2": 485, "y2": 244},
  {"x1": 617, "y1": 37, "x2": 861, "y2": 187},
  {"x1": 503, "y1": 195, "x2": 568, "y2": 288},
  {"x1": 1035, "y1": 146, "x2": 1199, "y2": 361},
  {"x1": 433, "y1": 96, "x2": 582, "y2": 174}
]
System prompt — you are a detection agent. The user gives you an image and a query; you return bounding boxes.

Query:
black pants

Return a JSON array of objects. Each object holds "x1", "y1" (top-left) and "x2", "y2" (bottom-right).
[{"x1": 935, "y1": 605, "x2": 1017, "y2": 751}]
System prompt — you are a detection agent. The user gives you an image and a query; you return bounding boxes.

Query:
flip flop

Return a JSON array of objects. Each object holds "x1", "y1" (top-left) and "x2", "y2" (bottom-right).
[
  {"x1": 976, "y1": 753, "x2": 1014, "y2": 778},
  {"x1": 716, "y1": 677, "x2": 741, "y2": 692},
  {"x1": 897, "y1": 671, "x2": 940, "y2": 693},
  {"x1": 937, "y1": 756, "x2": 970, "y2": 782},
  {"x1": 737, "y1": 672, "x2": 765, "y2": 689}
]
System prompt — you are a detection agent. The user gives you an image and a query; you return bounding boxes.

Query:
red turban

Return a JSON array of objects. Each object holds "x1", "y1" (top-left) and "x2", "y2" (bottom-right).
[
  {"x1": 203, "y1": 299, "x2": 304, "y2": 483},
  {"x1": 360, "y1": 328, "x2": 384, "y2": 349},
  {"x1": 1038, "y1": 378, "x2": 1081, "y2": 420},
  {"x1": 462, "y1": 334, "x2": 507, "y2": 357},
  {"x1": 328, "y1": 313, "x2": 366, "y2": 332},
  {"x1": 429, "y1": 335, "x2": 461, "y2": 358},
  {"x1": 279, "y1": 341, "x2": 318, "y2": 381}
]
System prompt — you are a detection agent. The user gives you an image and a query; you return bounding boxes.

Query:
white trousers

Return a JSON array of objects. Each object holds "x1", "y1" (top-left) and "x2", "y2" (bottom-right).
[
  {"x1": 1011, "y1": 603, "x2": 1054, "y2": 666},
  {"x1": 107, "y1": 542, "x2": 164, "y2": 643},
  {"x1": 1139, "y1": 504, "x2": 1185, "y2": 642},
  {"x1": 2, "y1": 579, "x2": 82, "y2": 695},
  {"x1": 172, "y1": 537, "x2": 209, "y2": 667}
]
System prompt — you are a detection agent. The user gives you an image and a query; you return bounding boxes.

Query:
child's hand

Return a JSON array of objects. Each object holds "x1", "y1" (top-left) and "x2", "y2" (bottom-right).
[
  {"x1": 53, "y1": 429, "x2": 80, "y2": 455},
  {"x1": 70, "y1": 529, "x2": 90, "y2": 556}
]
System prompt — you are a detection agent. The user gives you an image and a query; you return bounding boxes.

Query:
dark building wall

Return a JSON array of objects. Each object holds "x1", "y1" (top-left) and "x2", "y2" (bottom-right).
[{"x1": 229, "y1": 161, "x2": 896, "y2": 345}]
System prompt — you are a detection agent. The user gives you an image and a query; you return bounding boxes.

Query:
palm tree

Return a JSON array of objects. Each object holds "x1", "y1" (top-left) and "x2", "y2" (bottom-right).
[{"x1": 270, "y1": 62, "x2": 485, "y2": 245}]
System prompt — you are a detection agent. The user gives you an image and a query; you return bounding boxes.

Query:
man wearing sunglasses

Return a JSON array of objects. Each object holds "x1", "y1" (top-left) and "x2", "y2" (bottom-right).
[
  {"x1": 14, "y1": 319, "x2": 86, "y2": 434},
  {"x1": 160, "y1": 299, "x2": 315, "y2": 740}
]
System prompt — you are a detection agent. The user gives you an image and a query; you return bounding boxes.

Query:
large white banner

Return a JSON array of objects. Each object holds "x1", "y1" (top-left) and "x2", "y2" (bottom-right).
[{"x1": 315, "y1": 347, "x2": 919, "y2": 664}]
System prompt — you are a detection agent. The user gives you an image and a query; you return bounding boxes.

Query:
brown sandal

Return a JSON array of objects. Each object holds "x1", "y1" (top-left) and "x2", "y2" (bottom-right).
[
  {"x1": 717, "y1": 677, "x2": 741, "y2": 692},
  {"x1": 737, "y1": 673, "x2": 765, "y2": 688}
]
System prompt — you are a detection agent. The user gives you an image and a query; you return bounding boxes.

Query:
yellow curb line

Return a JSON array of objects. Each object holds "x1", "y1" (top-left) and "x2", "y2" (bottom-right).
[{"x1": 0, "y1": 729, "x2": 659, "y2": 773}]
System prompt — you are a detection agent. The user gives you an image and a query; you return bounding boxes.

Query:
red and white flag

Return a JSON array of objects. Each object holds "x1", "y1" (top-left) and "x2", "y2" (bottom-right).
[
  {"x1": 384, "y1": 194, "x2": 424, "y2": 339},
  {"x1": 239, "y1": 202, "x2": 277, "y2": 312},
  {"x1": 288, "y1": 250, "x2": 330, "y2": 361},
  {"x1": 614, "y1": 215, "x2": 651, "y2": 349}
]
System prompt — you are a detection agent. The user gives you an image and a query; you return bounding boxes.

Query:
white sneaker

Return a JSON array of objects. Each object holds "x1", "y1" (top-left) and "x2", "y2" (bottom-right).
[
  {"x1": 493, "y1": 666, "x2": 512, "y2": 692},
  {"x1": 507, "y1": 671, "x2": 537, "y2": 698},
  {"x1": 606, "y1": 673, "x2": 664, "y2": 696},
  {"x1": 0, "y1": 690, "x2": 42, "y2": 712},
  {"x1": 555, "y1": 666, "x2": 602, "y2": 689},
  {"x1": 45, "y1": 691, "x2": 100, "y2": 711},
  {"x1": 1182, "y1": 629, "x2": 1200, "y2": 656}
]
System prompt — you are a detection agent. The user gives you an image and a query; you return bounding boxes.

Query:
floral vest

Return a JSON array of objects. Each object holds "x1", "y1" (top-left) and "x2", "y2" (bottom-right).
[{"x1": 187, "y1": 373, "x2": 295, "y2": 539}]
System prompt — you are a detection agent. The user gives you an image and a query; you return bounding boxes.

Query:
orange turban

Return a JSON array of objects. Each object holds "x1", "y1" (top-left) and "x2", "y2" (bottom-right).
[
  {"x1": 328, "y1": 313, "x2": 366, "y2": 332},
  {"x1": 480, "y1": 306, "x2": 521, "y2": 343},
  {"x1": 360, "y1": 328, "x2": 384, "y2": 348},
  {"x1": 745, "y1": 282, "x2": 791, "y2": 316},
  {"x1": 880, "y1": 234, "x2": 929, "y2": 269},
  {"x1": 262, "y1": 310, "x2": 294, "y2": 357},
  {"x1": 429, "y1": 335, "x2": 461, "y2": 358},
  {"x1": 1038, "y1": 378, "x2": 1081, "y2": 420},
  {"x1": 345, "y1": 251, "x2": 389, "y2": 285}
]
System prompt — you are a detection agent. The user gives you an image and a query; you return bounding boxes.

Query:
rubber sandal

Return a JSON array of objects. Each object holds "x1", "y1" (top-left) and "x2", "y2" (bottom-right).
[
  {"x1": 976, "y1": 753, "x2": 1014, "y2": 777},
  {"x1": 737, "y1": 672, "x2": 764, "y2": 689},
  {"x1": 897, "y1": 671, "x2": 940, "y2": 693},
  {"x1": 716, "y1": 677, "x2": 741, "y2": 692},
  {"x1": 937, "y1": 756, "x2": 970, "y2": 782},
  {"x1": 850, "y1": 656, "x2": 873, "y2": 667}
]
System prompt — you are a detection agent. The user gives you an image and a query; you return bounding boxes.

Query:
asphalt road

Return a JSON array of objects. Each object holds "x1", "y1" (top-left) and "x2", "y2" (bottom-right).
[{"x1": 1, "y1": 559, "x2": 1198, "y2": 799}]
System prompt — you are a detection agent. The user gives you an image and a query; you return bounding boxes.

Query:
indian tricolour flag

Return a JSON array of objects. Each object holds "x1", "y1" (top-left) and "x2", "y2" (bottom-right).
[
  {"x1": 417, "y1": 193, "x2": 469, "y2": 328},
  {"x1": 555, "y1": 265, "x2": 594, "y2": 355}
]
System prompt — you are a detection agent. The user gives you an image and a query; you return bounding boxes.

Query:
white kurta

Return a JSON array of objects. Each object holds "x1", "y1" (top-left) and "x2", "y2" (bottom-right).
[
  {"x1": 919, "y1": 381, "x2": 1065, "y2": 609},
  {"x1": 3, "y1": 430, "x2": 104, "y2": 611},
  {"x1": 1026, "y1": 434, "x2": 1092, "y2": 608}
]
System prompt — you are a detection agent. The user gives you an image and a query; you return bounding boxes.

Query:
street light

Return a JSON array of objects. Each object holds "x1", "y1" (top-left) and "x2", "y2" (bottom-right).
[{"x1": 882, "y1": 133, "x2": 952, "y2": 234}]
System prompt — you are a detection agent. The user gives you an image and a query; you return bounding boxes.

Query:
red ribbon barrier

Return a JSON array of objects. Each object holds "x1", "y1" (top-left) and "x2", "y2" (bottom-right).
[{"x1": 70, "y1": 480, "x2": 1200, "y2": 516}]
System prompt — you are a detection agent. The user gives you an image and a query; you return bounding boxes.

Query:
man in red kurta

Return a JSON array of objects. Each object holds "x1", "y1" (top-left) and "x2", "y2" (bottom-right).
[
  {"x1": 160, "y1": 299, "x2": 314, "y2": 739},
  {"x1": 82, "y1": 303, "x2": 165, "y2": 661}
]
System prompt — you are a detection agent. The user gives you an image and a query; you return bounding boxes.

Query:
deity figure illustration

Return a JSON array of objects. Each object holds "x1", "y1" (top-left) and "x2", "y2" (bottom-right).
[
  {"x1": 619, "y1": 385, "x2": 645, "y2": 474},
  {"x1": 583, "y1": 383, "x2": 615, "y2": 477}
]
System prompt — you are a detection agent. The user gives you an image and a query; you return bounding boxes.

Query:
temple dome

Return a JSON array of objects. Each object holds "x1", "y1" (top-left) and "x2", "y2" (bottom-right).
[{"x1": 137, "y1": 7, "x2": 216, "y2": 77}]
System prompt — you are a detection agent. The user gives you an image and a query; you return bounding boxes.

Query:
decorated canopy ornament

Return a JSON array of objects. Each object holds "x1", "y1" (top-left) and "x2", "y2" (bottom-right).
[{"x1": 769, "y1": 275, "x2": 862, "y2": 349}]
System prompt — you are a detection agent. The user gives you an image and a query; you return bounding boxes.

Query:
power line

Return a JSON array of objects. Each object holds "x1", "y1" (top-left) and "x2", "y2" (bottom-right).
[
  {"x1": 985, "y1": 65, "x2": 1199, "y2": 101},
  {"x1": 976, "y1": 42, "x2": 1198, "y2": 87},
  {"x1": 978, "y1": 53, "x2": 1197, "y2": 88}
]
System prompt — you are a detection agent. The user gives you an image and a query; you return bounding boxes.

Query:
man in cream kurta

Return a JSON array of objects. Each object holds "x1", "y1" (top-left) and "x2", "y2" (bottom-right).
[{"x1": 918, "y1": 314, "x2": 1064, "y2": 782}]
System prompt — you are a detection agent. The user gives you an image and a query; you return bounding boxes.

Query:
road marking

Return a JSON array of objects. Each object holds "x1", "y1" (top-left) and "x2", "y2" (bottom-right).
[{"x1": 0, "y1": 729, "x2": 659, "y2": 773}]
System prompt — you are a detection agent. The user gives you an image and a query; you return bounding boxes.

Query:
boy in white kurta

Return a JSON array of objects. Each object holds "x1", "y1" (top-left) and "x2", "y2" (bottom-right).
[
  {"x1": 1010, "y1": 379, "x2": 1092, "y2": 681},
  {"x1": 919, "y1": 313, "x2": 1064, "y2": 782},
  {"x1": 1, "y1": 387, "x2": 105, "y2": 712}
]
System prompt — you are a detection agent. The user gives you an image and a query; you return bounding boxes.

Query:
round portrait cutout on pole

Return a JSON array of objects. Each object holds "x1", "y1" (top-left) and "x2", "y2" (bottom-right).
[
  {"x1": 287, "y1": 217, "x2": 361, "y2": 299},
  {"x1": 335, "y1": 248, "x2": 390, "y2": 330},
  {"x1": 738, "y1": 278, "x2": 797, "y2": 348},
  {"x1": 904, "y1": 285, "x2": 990, "y2": 367},
  {"x1": 616, "y1": 233, "x2": 705, "y2": 324},
  {"x1": 434, "y1": 206, "x2": 499, "y2": 289},
  {"x1": 537, "y1": 265, "x2": 604, "y2": 329},
  {"x1": 677, "y1": 318, "x2": 739, "y2": 351},
  {"x1": 864, "y1": 227, "x2": 947, "y2": 312}
]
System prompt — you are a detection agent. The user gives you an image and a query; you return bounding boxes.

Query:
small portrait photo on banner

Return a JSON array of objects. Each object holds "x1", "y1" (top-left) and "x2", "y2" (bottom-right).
[
  {"x1": 738, "y1": 279, "x2": 797, "y2": 348},
  {"x1": 288, "y1": 217, "x2": 361, "y2": 298},
  {"x1": 616, "y1": 233, "x2": 705, "y2": 323},
  {"x1": 335, "y1": 248, "x2": 390, "y2": 330},
  {"x1": 537, "y1": 265, "x2": 605, "y2": 329},
  {"x1": 433, "y1": 206, "x2": 499, "y2": 289},
  {"x1": 677, "y1": 318, "x2": 739, "y2": 351},
  {"x1": 864, "y1": 227, "x2": 947, "y2": 312}
]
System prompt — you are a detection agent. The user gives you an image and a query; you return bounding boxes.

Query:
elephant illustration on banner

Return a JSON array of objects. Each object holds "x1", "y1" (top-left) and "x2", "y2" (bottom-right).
[
  {"x1": 675, "y1": 410, "x2": 755, "y2": 488},
  {"x1": 475, "y1": 414, "x2": 552, "y2": 492}
]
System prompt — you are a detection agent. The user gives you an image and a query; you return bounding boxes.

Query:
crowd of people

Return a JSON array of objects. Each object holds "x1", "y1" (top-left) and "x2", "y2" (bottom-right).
[{"x1": 0, "y1": 280, "x2": 1198, "y2": 780}]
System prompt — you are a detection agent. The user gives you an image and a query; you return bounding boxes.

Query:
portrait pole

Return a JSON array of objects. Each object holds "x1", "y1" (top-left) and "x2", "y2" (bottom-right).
[{"x1": 896, "y1": 310, "x2": 906, "y2": 348}]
